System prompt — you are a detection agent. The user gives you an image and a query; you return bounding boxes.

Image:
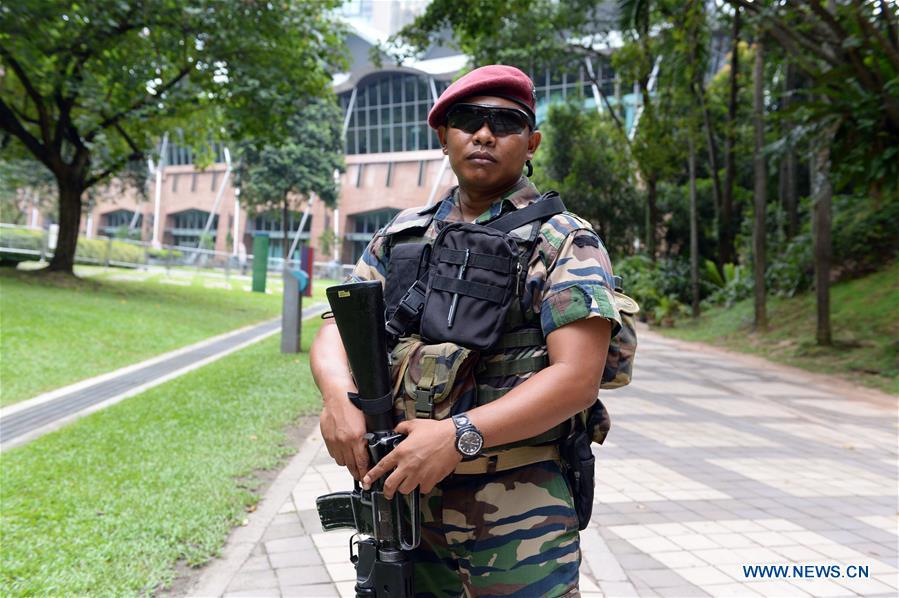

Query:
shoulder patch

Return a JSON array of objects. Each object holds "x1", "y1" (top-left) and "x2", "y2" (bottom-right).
[
  {"x1": 539, "y1": 212, "x2": 594, "y2": 250},
  {"x1": 381, "y1": 206, "x2": 435, "y2": 236},
  {"x1": 535, "y1": 211, "x2": 596, "y2": 269}
]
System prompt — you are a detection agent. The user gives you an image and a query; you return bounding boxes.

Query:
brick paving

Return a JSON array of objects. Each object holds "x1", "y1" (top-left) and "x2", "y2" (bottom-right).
[{"x1": 188, "y1": 331, "x2": 898, "y2": 598}]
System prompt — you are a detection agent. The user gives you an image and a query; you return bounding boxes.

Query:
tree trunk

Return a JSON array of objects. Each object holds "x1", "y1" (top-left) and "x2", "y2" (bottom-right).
[
  {"x1": 688, "y1": 132, "x2": 700, "y2": 318},
  {"x1": 812, "y1": 132, "x2": 834, "y2": 346},
  {"x1": 721, "y1": 6, "x2": 741, "y2": 268},
  {"x1": 47, "y1": 176, "x2": 86, "y2": 273},
  {"x1": 698, "y1": 90, "x2": 723, "y2": 232},
  {"x1": 752, "y1": 37, "x2": 767, "y2": 332},
  {"x1": 646, "y1": 175, "x2": 658, "y2": 261},
  {"x1": 782, "y1": 62, "x2": 799, "y2": 238}
]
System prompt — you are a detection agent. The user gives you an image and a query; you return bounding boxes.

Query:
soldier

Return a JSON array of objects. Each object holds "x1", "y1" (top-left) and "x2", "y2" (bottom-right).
[{"x1": 311, "y1": 65, "x2": 621, "y2": 596}]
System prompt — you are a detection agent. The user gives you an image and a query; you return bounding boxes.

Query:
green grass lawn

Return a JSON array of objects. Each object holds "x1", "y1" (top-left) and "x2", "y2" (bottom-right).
[
  {"x1": 660, "y1": 262, "x2": 899, "y2": 394},
  {"x1": 0, "y1": 268, "x2": 336, "y2": 406},
  {"x1": 0, "y1": 319, "x2": 324, "y2": 596}
]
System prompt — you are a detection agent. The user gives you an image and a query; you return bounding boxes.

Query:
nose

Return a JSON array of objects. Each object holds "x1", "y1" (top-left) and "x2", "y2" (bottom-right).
[{"x1": 471, "y1": 120, "x2": 496, "y2": 146}]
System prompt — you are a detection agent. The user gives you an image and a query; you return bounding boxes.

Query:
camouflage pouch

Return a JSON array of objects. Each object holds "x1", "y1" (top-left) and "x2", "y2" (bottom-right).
[
  {"x1": 584, "y1": 398, "x2": 612, "y2": 445},
  {"x1": 601, "y1": 291, "x2": 639, "y2": 390},
  {"x1": 389, "y1": 336, "x2": 478, "y2": 421}
]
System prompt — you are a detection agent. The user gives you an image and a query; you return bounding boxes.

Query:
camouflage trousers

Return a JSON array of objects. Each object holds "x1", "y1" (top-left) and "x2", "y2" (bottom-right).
[{"x1": 408, "y1": 459, "x2": 581, "y2": 597}]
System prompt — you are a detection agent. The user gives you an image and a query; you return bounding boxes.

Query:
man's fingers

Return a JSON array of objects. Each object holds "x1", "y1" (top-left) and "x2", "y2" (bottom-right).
[
  {"x1": 351, "y1": 437, "x2": 369, "y2": 480},
  {"x1": 380, "y1": 469, "x2": 405, "y2": 500},
  {"x1": 362, "y1": 452, "x2": 395, "y2": 490},
  {"x1": 398, "y1": 478, "x2": 418, "y2": 496}
]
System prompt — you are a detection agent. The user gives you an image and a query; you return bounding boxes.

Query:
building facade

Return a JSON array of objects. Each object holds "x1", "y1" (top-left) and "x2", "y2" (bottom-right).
[{"x1": 53, "y1": 1, "x2": 630, "y2": 267}]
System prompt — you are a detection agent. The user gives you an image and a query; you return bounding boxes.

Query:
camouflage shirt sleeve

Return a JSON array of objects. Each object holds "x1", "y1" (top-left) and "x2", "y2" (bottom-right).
[
  {"x1": 538, "y1": 227, "x2": 621, "y2": 338},
  {"x1": 348, "y1": 231, "x2": 388, "y2": 286}
]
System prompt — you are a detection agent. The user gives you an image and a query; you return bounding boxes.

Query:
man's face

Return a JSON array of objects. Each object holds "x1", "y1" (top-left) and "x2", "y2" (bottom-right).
[{"x1": 437, "y1": 95, "x2": 541, "y2": 195}]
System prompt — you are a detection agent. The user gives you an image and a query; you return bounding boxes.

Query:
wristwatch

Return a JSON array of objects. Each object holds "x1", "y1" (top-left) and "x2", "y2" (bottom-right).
[{"x1": 452, "y1": 413, "x2": 484, "y2": 459}]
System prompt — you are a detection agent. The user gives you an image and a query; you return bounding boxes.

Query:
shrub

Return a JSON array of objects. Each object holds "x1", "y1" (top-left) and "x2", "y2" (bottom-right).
[
  {"x1": 0, "y1": 227, "x2": 43, "y2": 252},
  {"x1": 831, "y1": 193, "x2": 899, "y2": 278},
  {"x1": 147, "y1": 247, "x2": 184, "y2": 260},
  {"x1": 704, "y1": 260, "x2": 753, "y2": 307},
  {"x1": 75, "y1": 237, "x2": 145, "y2": 266},
  {"x1": 766, "y1": 233, "x2": 813, "y2": 297}
]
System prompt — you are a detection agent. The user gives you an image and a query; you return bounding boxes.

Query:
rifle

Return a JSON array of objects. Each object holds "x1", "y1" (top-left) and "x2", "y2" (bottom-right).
[{"x1": 316, "y1": 280, "x2": 420, "y2": 598}]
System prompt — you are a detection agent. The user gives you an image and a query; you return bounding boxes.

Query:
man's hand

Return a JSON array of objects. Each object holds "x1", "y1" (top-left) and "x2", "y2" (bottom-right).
[
  {"x1": 361, "y1": 419, "x2": 462, "y2": 499},
  {"x1": 320, "y1": 400, "x2": 370, "y2": 481}
]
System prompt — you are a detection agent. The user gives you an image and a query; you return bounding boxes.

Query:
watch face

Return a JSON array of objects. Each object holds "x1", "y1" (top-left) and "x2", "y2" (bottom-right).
[{"x1": 458, "y1": 429, "x2": 483, "y2": 456}]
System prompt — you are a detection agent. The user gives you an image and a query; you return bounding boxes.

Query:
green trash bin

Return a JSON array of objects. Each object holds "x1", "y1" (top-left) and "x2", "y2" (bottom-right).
[{"x1": 251, "y1": 234, "x2": 270, "y2": 293}]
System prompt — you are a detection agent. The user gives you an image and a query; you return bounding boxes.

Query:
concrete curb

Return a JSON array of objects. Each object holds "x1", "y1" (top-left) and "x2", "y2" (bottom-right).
[{"x1": 186, "y1": 418, "x2": 321, "y2": 598}]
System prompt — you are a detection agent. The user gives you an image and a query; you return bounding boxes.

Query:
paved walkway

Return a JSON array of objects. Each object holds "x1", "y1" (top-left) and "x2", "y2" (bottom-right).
[
  {"x1": 0, "y1": 305, "x2": 327, "y2": 450},
  {"x1": 187, "y1": 331, "x2": 898, "y2": 598}
]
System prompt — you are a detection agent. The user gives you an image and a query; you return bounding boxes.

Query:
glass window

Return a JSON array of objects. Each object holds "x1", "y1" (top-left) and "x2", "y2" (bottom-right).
[
  {"x1": 393, "y1": 126, "x2": 403, "y2": 152},
  {"x1": 342, "y1": 73, "x2": 456, "y2": 155},
  {"x1": 381, "y1": 127, "x2": 390, "y2": 153}
]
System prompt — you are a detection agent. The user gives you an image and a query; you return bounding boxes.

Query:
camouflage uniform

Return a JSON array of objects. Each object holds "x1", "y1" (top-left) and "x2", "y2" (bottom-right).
[{"x1": 350, "y1": 177, "x2": 620, "y2": 596}]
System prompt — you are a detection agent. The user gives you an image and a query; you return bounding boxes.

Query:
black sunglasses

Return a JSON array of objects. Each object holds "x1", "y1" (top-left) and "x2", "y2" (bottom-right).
[{"x1": 445, "y1": 103, "x2": 534, "y2": 136}]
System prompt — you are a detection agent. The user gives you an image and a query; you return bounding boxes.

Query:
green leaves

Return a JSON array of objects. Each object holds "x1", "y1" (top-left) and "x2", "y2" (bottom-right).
[{"x1": 236, "y1": 97, "x2": 346, "y2": 212}]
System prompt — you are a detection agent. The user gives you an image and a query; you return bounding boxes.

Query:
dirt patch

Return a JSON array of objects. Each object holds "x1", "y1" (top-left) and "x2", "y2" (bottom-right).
[
  {"x1": 3, "y1": 266, "x2": 103, "y2": 290},
  {"x1": 156, "y1": 415, "x2": 319, "y2": 597}
]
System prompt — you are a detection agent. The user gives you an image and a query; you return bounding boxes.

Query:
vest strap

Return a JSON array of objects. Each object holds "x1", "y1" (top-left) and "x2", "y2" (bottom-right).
[
  {"x1": 439, "y1": 248, "x2": 511, "y2": 273},
  {"x1": 431, "y1": 275, "x2": 505, "y2": 303},
  {"x1": 495, "y1": 329, "x2": 545, "y2": 349},
  {"x1": 479, "y1": 354, "x2": 548, "y2": 377},
  {"x1": 477, "y1": 386, "x2": 510, "y2": 403},
  {"x1": 486, "y1": 193, "x2": 565, "y2": 234}
]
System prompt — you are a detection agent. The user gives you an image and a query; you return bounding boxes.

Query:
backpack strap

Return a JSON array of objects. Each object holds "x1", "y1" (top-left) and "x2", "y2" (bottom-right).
[{"x1": 486, "y1": 192, "x2": 565, "y2": 234}]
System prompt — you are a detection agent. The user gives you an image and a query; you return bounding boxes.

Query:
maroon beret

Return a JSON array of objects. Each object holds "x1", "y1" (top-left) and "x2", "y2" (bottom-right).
[{"x1": 427, "y1": 65, "x2": 537, "y2": 130}]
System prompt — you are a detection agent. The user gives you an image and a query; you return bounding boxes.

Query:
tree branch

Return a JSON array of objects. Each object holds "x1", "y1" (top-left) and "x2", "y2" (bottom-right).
[
  {"x1": 0, "y1": 45, "x2": 52, "y2": 144},
  {"x1": 879, "y1": 0, "x2": 899, "y2": 49},
  {"x1": 9, "y1": 100, "x2": 39, "y2": 126},
  {"x1": 85, "y1": 65, "x2": 192, "y2": 142},
  {"x1": 853, "y1": 0, "x2": 899, "y2": 72},
  {"x1": 728, "y1": 0, "x2": 841, "y2": 67},
  {"x1": 85, "y1": 151, "x2": 142, "y2": 189},
  {"x1": 114, "y1": 123, "x2": 142, "y2": 156},
  {"x1": 0, "y1": 97, "x2": 52, "y2": 169},
  {"x1": 797, "y1": 0, "x2": 849, "y2": 44}
]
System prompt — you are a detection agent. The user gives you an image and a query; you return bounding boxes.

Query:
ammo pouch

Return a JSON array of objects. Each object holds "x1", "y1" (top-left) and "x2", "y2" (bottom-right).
[
  {"x1": 560, "y1": 416, "x2": 595, "y2": 531},
  {"x1": 385, "y1": 193, "x2": 566, "y2": 349},
  {"x1": 390, "y1": 336, "x2": 478, "y2": 420},
  {"x1": 420, "y1": 223, "x2": 520, "y2": 351},
  {"x1": 603, "y1": 290, "x2": 640, "y2": 389}
]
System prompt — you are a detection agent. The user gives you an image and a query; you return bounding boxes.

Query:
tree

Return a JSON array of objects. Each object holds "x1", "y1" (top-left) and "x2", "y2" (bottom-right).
[
  {"x1": 0, "y1": 1, "x2": 345, "y2": 274},
  {"x1": 0, "y1": 158, "x2": 55, "y2": 224},
  {"x1": 752, "y1": 37, "x2": 767, "y2": 332},
  {"x1": 729, "y1": 0, "x2": 899, "y2": 344},
  {"x1": 236, "y1": 98, "x2": 346, "y2": 260},
  {"x1": 721, "y1": 7, "x2": 742, "y2": 266},
  {"x1": 532, "y1": 101, "x2": 642, "y2": 257}
]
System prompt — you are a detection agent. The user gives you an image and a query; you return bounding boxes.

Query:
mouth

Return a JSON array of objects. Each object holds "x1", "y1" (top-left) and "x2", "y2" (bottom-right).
[{"x1": 466, "y1": 151, "x2": 497, "y2": 163}]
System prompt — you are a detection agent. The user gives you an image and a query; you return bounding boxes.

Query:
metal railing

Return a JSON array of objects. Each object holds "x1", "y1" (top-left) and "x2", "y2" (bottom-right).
[{"x1": 0, "y1": 223, "x2": 354, "y2": 279}]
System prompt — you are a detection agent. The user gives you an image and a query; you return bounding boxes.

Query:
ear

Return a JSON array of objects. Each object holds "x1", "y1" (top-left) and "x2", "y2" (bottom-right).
[
  {"x1": 526, "y1": 130, "x2": 542, "y2": 160},
  {"x1": 436, "y1": 125, "x2": 448, "y2": 148}
]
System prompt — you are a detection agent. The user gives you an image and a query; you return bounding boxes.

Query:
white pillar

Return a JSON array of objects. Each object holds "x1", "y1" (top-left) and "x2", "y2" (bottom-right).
[
  {"x1": 333, "y1": 207, "x2": 340, "y2": 261},
  {"x1": 232, "y1": 190, "x2": 240, "y2": 256},
  {"x1": 151, "y1": 132, "x2": 168, "y2": 248}
]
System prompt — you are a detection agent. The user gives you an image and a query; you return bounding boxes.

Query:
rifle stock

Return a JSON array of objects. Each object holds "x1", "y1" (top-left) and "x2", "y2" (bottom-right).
[{"x1": 317, "y1": 281, "x2": 419, "y2": 598}]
